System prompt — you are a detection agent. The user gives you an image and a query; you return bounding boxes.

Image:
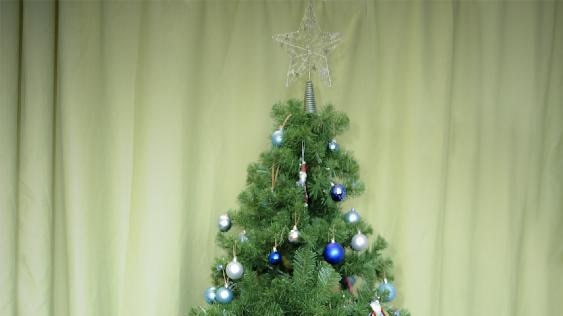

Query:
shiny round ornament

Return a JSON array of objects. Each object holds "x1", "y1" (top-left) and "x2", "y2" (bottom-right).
[
  {"x1": 203, "y1": 286, "x2": 216, "y2": 304},
  {"x1": 323, "y1": 240, "x2": 345, "y2": 264},
  {"x1": 215, "y1": 286, "x2": 234, "y2": 304},
  {"x1": 288, "y1": 225, "x2": 300, "y2": 243},
  {"x1": 328, "y1": 139, "x2": 340, "y2": 151},
  {"x1": 377, "y1": 281, "x2": 397, "y2": 302},
  {"x1": 217, "y1": 214, "x2": 232, "y2": 232},
  {"x1": 268, "y1": 247, "x2": 282, "y2": 265},
  {"x1": 343, "y1": 208, "x2": 361, "y2": 224},
  {"x1": 351, "y1": 232, "x2": 369, "y2": 251},
  {"x1": 226, "y1": 257, "x2": 244, "y2": 280},
  {"x1": 330, "y1": 183, "x2": 347, "y2": 202},
  {"x1": 271, "y1": 128, "x2": 284, "y2": 147},
  {"x1": 215, "y1": 264, "x2": 224, "y2": 272}
]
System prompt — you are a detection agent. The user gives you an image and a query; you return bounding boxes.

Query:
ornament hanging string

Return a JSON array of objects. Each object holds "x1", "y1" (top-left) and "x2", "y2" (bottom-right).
[
  {"x1": 280, "y1": 114, "x2": 292, "y2": 129},
  {"x1": 328, "y1": 225, "x2": 336, "y2": 242},
  {"x1": 222, "y1": 266, "x2": 229, "y2": 285},
  {"x1": 278, "y1": 230, "x2": 285, "y2": 245},
  {"x1": 271, "y1": 164, "x2": 281, "y2": 191}
]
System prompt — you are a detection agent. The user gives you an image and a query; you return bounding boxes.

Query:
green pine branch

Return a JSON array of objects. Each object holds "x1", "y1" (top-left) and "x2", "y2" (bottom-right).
[{"x1": 190, "y1": 100, "x2": 409, "y2": 316}]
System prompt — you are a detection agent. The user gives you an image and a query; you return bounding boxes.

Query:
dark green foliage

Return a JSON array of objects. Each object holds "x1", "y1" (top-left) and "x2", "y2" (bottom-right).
[{"x1": 190, "y1": 100, "x2": 409, "y2": 315}]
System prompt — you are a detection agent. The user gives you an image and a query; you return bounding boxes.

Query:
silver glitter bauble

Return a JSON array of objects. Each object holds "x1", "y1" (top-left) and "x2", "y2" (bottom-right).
[
  {"x1": 226, "y1": 257, "x2": 244, "y2": 280},
  {"x1": 288, "y1": 225, "x2": 300, "y2": 243},
  {"x1": 351, "y1": 232, "x2": 368, "y2": 251},
  {"x1": 343, "y1": 208, "x2": 361, "y2": 224},
  {"x1": 304, "y1": 80, "x2": 317, "y2": 113},
  {"x1": 218, "y1": 214, "x2": 232, "y2": 232}
]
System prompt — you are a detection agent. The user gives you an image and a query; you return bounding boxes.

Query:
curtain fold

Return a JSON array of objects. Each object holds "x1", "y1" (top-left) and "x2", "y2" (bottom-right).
[{"x1": 1, "y1": 1, "x2": 562, "y2": 316}]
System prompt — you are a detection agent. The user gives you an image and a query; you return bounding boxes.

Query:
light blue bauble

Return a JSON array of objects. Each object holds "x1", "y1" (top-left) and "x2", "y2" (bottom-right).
[
  {"x1": 215, "y1": 286, "x2": 233, "y2": 304},
  {"x1": 377, "y1": 282, "x2": 397, "y2": 302},
  {"x1": 271, "y1": 128, "x2": 284, "y2": 147},
  {"x1": 203, "y1": 287, "x2": 216, "y2": 304},
  {"x1": 343, "y1": 208, "x2": 361, "y2": 224}
]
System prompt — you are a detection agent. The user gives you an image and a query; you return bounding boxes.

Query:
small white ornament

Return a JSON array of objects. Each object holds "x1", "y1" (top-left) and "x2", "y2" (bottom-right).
[
  {"x1": 351, "y1": 232, "x2": 368, "y2": 251},
  {"x1": 288, "y1": 225, "x2": 300, "y2": 243}
]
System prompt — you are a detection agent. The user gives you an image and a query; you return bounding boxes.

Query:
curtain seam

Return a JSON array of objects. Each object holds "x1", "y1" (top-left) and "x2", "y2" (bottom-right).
[{"x1": 14, "y1": 0, "x2": 24, "y2": 314}]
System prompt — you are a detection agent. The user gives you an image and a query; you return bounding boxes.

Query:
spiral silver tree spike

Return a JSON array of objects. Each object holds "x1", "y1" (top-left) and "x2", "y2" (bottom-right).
[{"x1": 304, "y1": 80, "x2": 317, "y2": 113}]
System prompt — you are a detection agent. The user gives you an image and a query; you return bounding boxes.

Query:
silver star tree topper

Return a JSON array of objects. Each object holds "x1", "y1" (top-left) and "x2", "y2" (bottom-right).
[{"x1": 273, "y1": 0, "x2": 342, "y2": 88}]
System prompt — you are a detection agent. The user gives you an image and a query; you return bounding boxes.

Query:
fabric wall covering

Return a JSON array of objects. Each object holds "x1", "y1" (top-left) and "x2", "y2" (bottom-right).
[{"x1": 1, "y1": 1, "x2": 562, "y2": 315}]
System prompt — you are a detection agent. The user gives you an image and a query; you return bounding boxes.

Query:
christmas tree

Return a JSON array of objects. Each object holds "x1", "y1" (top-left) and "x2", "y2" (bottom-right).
[{"x1": 191, "y1": 2, "x2": 409, "y2": 315}]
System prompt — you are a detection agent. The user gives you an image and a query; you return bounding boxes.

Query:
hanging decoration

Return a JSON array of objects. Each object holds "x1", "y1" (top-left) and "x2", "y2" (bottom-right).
[
  {"x1": 369, "y1": 299, "x2": 386, "y2": 316},
  {"x1": 218, "y1": 214, "x2": 232, "y2": 232},
  {"x1": 203, "y1": 286, "x2": 216, "y2": 304},
  {"x1": 328, "y1": 139, "x2": 339, "y2": 151},
  {"x1": 225, "y1": 243, "x2": 244, "y2": 280},
  {"x1": 377, "y1": 278, "x2": 397, "y2": 302},
  {"x1": 273, "y1": 0, "x2": 342, "y2": 88},
  {"x1": 330, "y1": 182, "x2": 347, "y2": 202},
  {"x1": 343, "y1": 208, "x2": 361, "y2": 224},
  {"x1": 351, "y1": 231, "x2": 369, "y2": 251},
  {"x1": 323, "y1": 238, "x2": 345, "y2": 264},
  {"x1": 271, "y1": 114, "x2": 292, "y2": 147},
  {"x1": 238, "y1": 230, "x2": 249, "y2": 243},
  {"x1": 288, "y1": 213, "x2": 301, "y2": 243}
]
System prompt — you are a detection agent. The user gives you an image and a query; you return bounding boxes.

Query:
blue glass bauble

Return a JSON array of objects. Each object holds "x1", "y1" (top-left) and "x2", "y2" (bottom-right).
[
  {"x1": 323, "y1": 241, "x2": 345, "y2": 264},
  {"x1": 215, "y1": 286, "x2": 233, "y2": 304},
  {"x1": 268, "y1": 249, "x2": 282, "y2": 265},
  {"x1": 343, "y1": 208, "x2": 361, "y2": 224},
  {"x1": 271, "y1": 128, "x2": 284, "y2": 147},
  {"x1": 328, "y1": 139, "x2": 340, "y2": 151},
  {"x1": 203, "y1": 287, "x2": 216, "y2": 304},
  {"x1": 330, "y1": 183, "x2": 347, "y2": 202},
  {"x1": 377, "y1": 282, "x2": 397, "y2": 302}
]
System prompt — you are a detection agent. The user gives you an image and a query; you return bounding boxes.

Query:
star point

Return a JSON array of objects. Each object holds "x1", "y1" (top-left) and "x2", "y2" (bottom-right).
[{"x1": 273, "y1": 1, "x2": 342, "y2": 87}]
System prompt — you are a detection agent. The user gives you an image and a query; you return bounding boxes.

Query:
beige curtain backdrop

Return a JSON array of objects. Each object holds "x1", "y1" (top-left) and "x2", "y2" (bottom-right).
[{"x1": 1, "y1": 1, "x2": 562, "y2": 315}]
